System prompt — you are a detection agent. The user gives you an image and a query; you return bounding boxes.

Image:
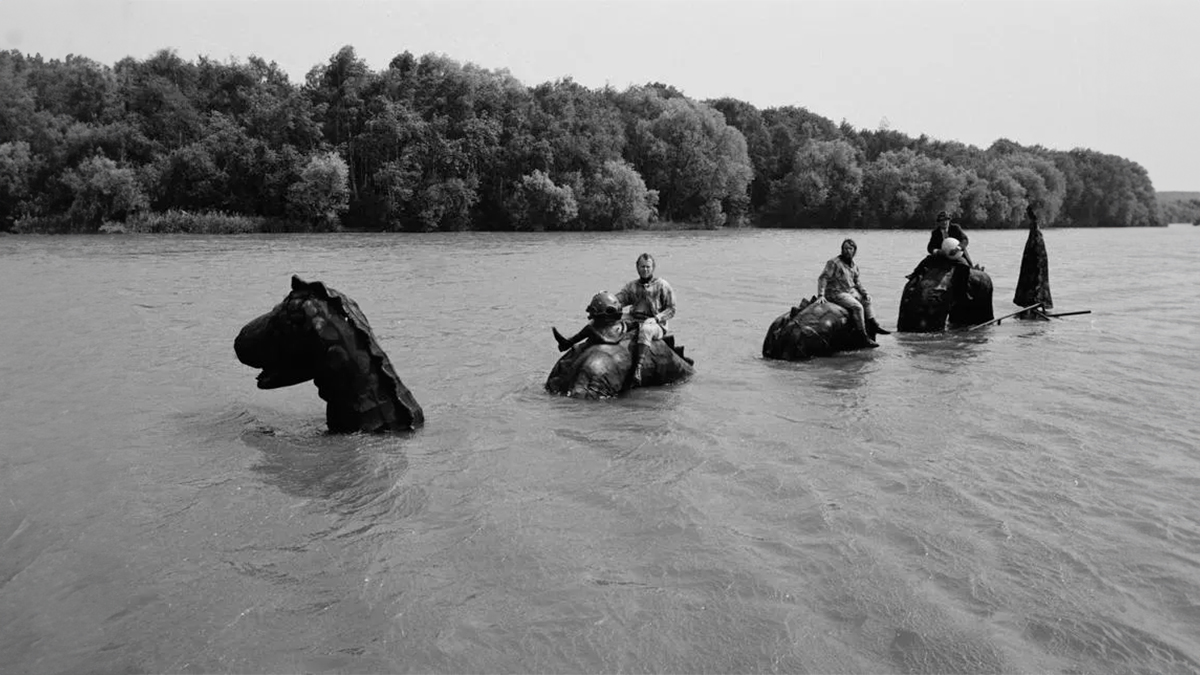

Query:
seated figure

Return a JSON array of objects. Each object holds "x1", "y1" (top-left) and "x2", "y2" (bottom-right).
[
  {"x1": 552, "y1": 291, "x2": 629, "y2": 352},
  {"x1": 909, "y1": 236, "x2": 972, "y2": 281}
]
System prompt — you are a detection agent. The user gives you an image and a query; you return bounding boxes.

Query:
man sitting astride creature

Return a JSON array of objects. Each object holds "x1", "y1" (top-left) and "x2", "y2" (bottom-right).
[
  {"x1": 552, "y1": 291, "x2": 629, "y2": 352},
  {"x1": 616, "y1": 253, "x2": 676, "y2": 386},
  {"x1": 908, "y1": 210, "x2": 980, "y2": 281},
  {"x1": 815, "y1": 238, "x2": 889, "y2": 348},
  {"x1": 927, "y1": 210, "x2": 974, "y2": 267}
]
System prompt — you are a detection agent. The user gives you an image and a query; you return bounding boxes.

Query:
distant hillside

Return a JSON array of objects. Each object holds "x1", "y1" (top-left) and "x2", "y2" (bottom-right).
[{"x1": 1158, "y1": 192, "x2": 1200, "y2": 224}]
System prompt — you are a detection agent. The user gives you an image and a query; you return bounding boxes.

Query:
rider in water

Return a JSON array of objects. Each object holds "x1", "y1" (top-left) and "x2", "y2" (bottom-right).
[
  {"x1": 615, "y1": 253, "x2": 676, "y2": 386},
  {"x1": 552, "y1": 291, "x2": 629, "y2": 352}
]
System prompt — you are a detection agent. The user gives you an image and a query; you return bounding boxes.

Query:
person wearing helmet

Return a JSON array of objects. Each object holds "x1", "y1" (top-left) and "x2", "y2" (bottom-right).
[
  {"x1": 551, "y1": 291, "x2": 629, "y2": 352},
  {"x1": 615, "y1": 253, "x2": 676, "y2": 386},
  {"x1": 815, "y1": 238, "x2": 888, "y2": 347}
]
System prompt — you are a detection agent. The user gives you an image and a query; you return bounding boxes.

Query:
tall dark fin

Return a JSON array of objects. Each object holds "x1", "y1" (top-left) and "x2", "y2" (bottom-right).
[{"x1": 1014, "y1": 209, "x2": 1053, "y2": 311}]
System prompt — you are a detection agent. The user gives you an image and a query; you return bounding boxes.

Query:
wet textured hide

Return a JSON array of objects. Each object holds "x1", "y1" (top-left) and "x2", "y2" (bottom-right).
[
  {"x1": 762, "y1": 297, "x2": 879, "y2": 360},
  {"x1": 545, "y1": 333, "x2": 694, "y2": 399},
  {"x1": 897, "y1": 257, "x2": 994, "y2": 332},
  {"x1": 235, "y1": 276, "x2": 424, "y2": 432}
]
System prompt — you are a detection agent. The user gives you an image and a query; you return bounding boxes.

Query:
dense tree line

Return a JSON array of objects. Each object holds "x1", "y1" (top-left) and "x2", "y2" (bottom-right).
[
  {"x1": 1158, "y1": 194, "x2": 1200, "y2": 225},
  {"x1": 0, "y1": 46, "x2": 1164, "y2": 233}
]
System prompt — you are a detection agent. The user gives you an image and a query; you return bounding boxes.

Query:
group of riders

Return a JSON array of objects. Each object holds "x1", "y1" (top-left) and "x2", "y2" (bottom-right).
[{"x1": 551, "y1": 210, "x2": 982, "y2": 377}]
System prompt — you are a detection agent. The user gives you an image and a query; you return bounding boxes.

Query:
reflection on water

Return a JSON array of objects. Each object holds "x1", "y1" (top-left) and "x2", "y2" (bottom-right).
[{"x1": 1, "y1": 229, "x2": 1199, "y2": 674}]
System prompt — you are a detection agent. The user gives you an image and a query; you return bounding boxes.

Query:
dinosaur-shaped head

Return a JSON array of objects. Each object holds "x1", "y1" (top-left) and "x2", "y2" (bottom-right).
[
  {"x1": 235, "y1": 276, "x2": 424, "y2": 432},
  {"x1": 235, "y1": 276, "x2": 325, "y2": 389}
]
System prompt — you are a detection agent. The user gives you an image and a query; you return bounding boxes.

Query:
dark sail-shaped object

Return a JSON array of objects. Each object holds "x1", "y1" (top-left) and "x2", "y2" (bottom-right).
[{"x1": 1014, "y1": 206, "x2": 1052, "y2": 314}]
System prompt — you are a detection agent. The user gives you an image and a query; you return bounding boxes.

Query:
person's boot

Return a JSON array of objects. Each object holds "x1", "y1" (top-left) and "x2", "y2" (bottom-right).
[
  {"x1": 552, "y1": 327, "x2": 577, "y2": 352},
  {"x1": 862, "y1": 332, "x2": 880, "y2": 348},
  {"x1": 628, "y1": 342, "x2": 645, "y2": 386},
  {"x1": 867, "y1": 318, "x2": 891, "y2": 335}
]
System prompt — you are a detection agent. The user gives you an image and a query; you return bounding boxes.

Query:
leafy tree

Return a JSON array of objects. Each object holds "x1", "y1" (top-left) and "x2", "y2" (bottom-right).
[
  {"x1": 856, "y1": 126, "x2": 916, "y2": 162},
  {"x1": 305, "y1": 46, "x2": 374, "y2": 150},
  {"x1": 530, "y1": 78, "x2": 626, "y2": 177},
  {"x1": 286, "y1": 152, "x2": 349, "y2": 230},
  {"x1": 115, "y1": 49, "x2": 205, "y2": 151},
  {"x1": 507, "y1": 170, "x2": 578, "y2": 231},
  {"x1": 765, "y1": 138, "x2": 863, "y2": 227},
  {"x1": 0, "y1": 141, "x2": 35, "y2": 229},
  {"x1": 972, "y1": 151, "x2": 1066, "y2": 227},
  {"x1": 0, "y1": 51, "x2": 42, "y2": 145},
  {"x1": 1160, "y1": 197, "x2": 1200, "y2": 224},
  {"x1": 630, "y1": 97, "x2": 752, "y2": 224},
  {"x1": 576, "y1": 159, "x2": 658, "y2": 230},
  {"x1": 59, "y1": 155, "x2": 149, "y2": 230},
  {"x1": 150, "y1": 142, "x2": 223, "y2": 211},
  {"x1": 412, "y1": 176, "x2": 478, "y2": 231},
  {"x1": 1056, "y1": 148, "x2": 1158, "y2": 227},
  {"x1": 860, "y1": 149, "x2": 967, "y2": 228},
  {"x1": 708, "y1": 97, "x2": 773, "y2": 209},
  {"x1": 25, "y1": 54, "x2": 122, "y2": 125}
]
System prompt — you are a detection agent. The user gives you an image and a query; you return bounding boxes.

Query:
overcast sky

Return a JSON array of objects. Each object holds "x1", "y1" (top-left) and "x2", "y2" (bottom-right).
[{"x1": 3, "y1": 0, "x2": 1196, "y2": 190}]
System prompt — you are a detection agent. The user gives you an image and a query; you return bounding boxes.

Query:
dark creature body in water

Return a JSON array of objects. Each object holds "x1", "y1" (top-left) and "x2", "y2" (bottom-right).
[
  {"x1": 545, "y1": 331, "x2": 694, "y2": 399},
  {"x1": 234, "y1": 276, "x2": 424, "y2": 433},
  {"x1": 897, "y1": 256, "x2": 994, "y2": 332},
  {"x1": 762, "y1": 296, "x2": 886, "y2": 361}
]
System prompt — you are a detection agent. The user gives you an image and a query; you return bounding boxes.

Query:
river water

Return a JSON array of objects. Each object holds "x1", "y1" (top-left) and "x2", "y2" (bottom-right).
[{"x1": 1, "y1": 226, "x2": 1198, "y2": 674}]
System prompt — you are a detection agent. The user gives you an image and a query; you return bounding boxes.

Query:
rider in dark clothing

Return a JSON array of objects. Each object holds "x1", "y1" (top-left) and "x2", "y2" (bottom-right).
[{"x1": 925, "y1": 210, "x2": 973, "y2": 267}]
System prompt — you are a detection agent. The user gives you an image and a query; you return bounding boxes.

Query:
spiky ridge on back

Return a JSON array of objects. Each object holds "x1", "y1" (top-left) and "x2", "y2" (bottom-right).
[
  {"x1": 762, "y1": 296, "x2": 854, "y2": 360},
  {"x1": 290, "y1": 276, "x2": 424, "y2": 431}
]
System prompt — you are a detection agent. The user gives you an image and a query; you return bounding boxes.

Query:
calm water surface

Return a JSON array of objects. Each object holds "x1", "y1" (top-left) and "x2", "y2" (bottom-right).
[{"x1": 1, "y1": 227, "x2": 1198, "y2": 674}]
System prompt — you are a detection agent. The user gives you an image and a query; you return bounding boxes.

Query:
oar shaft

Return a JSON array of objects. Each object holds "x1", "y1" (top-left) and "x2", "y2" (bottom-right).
[
  {"x1": 1043, "y1": 310, "x2": 1091, "y2": 318},
  {"x1": 968, "y1": 303, "x2": 1044, "y2": 331}
]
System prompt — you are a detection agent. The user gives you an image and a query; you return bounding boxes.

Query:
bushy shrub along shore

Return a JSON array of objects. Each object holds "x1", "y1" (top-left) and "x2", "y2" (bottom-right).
[{"x1": 13, "y1": 210, "x2": 321, "y2": 234}]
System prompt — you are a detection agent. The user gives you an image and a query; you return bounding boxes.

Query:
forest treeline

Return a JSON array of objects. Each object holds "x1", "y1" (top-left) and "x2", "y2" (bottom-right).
[
  {"x1": 1157, "y1": 192, "x2": 1200, "y2": 225},
  {"x1": 0, "y1": 46, "x2": 1165, "y2": 233}
]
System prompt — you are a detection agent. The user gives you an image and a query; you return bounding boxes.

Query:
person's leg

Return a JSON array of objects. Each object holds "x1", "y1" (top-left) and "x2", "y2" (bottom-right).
[
  {"x1": 553, "y1": 323, "x2": 603, "y2": 351},
  {"x1": 630, "y1": 318, "x2": 663, "y2": 385},
  {"x1": 860, "y1": 293, "x2": 890, "y2": 335},
  {"x1": 830, "y1": 292, "x2": 865, "y2": 332},
  {"x1": 831, "y1": 292, "x2": 878, "y2": 347}
]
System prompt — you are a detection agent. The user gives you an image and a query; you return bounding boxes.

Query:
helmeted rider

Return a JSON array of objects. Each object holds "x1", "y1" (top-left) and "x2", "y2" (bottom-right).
[{"x1": 551, "y1": 291, "x2": 629, "y2": 352}]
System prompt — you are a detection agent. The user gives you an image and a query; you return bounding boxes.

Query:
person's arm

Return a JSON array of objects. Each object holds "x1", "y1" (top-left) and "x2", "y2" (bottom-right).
[
  {"x1": 816, "y1": 259, "x2": 835, "y2": 300},
  {"x1": 953, "y1": 224, "x2": 969, "y2": 248},
  {"x1": 927, "y1": 228, "x2": 941, "y2": 254},
  {"x1": 853, "y1": 265, "x2": 868, "y2": 296},
  {"x1": 615, "y1": 283, "x2": 633, "y2": 314},
  {"x1": 654, "y1": 281, "x2": 676, "y2": 324}
]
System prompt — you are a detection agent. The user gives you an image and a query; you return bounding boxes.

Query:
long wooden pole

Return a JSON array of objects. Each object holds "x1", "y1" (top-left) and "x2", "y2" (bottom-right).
[
  {"x1": 1043, "y1": 310, "x2": 1092, "y2": 318},
  {"x1": 968, "y1": 303, "x2": 1043, "y2": 331}
]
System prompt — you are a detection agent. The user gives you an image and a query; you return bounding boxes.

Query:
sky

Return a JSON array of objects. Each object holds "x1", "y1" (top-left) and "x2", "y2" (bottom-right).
[{"x1": 2, "y1": 0, "x2": 1197, "y2": 190}]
